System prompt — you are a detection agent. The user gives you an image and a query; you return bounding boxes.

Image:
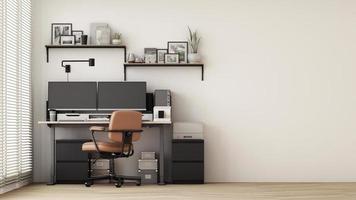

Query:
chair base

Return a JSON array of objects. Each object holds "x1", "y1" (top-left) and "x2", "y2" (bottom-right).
[
  {"x1": 85, "y1": 175, "x2": 141, "y2": 188},
  {"x1": 85, "y1": 156, "x2": 141, "y2": 187}
]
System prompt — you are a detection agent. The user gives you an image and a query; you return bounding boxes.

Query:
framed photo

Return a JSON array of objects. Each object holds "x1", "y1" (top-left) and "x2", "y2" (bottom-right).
[
  {"x1": 60, "y1": 35, "x2": 75, "y2": 45},
  {"x1": 90, "y1": 23, "x2": 109, "y2": 45},
  {"x1": 72, "y1": 30, "x2": 83, "y2": 45},
  {"x1": 164, "y1": 53, "x2": 179, "y2": 64},
  {"x1": 144, "y1": 48, "x2": 157, "y2": 63},
  {"x1": 156, "y1": 49, "x2": 168, "y2": 64},
  {"x1": 167, "y1": 41, "x2": 188, "y2": 63},
  {"x1": 51, "y1": 23, "x2": 72, "y2": 45}
]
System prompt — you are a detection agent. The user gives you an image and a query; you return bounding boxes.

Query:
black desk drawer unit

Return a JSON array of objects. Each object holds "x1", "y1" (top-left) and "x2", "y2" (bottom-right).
[
  {"x1": 172, "y1": 139, "x2": 204, "y2": 184},
  {"x1": 56, "y1": 140, "x2": 89, "y2": 184}
]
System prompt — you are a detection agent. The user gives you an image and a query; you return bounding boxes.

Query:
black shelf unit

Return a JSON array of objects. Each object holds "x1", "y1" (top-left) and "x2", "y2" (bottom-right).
[
  {"x1": 123, "y1": 63, "x2": 205, "y2": 81},
  {"x1": 172, "y1": 139, "x2": 204, "y2": 184},
  {"x1": 56, "y1": 139, "x2": 90, "y2": 184},
  {"x1": 45, "y1": 45, "x2": 127, "y2": 63}
]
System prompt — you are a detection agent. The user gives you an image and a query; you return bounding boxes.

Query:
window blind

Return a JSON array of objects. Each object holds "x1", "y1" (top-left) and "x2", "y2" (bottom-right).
[{"x1": 0, "y1": 0, "x2": 32, "y2": 193}]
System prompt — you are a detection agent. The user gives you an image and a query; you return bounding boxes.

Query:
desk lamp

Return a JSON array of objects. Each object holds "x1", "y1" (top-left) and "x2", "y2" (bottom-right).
[{"x1": 61, "y1": 58, "x2": 95, "y2": 81}]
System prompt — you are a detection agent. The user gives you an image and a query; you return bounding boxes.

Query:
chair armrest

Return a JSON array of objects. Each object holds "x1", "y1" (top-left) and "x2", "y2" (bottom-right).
[
  {"x1": 108, "y1": 129, "x2": 143, "y2": 133},
  {"x1": 90, "y1": 126, "x2": 106, "y2": 132}
]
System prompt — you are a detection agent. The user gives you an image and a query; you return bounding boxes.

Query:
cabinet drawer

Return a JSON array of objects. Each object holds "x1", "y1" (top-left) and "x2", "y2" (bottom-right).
[
  {"x1": 56, "y1": 162, "x2": 88, "y2": 183},
  {"x1": 56, "y1": 140, "x2": 89, "y2": 161},
  {"x1": 172, "y1": 162, "x2": 204, "y2": 183},
  {"x1": 172, "y1": 142, "x2": 204, "y2": 161}
]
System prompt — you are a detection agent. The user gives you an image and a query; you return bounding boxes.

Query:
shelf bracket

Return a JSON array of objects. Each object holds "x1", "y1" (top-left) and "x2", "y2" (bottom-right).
[{"x1": 46, "y1": 46, "x2": 49, "y2": 63}]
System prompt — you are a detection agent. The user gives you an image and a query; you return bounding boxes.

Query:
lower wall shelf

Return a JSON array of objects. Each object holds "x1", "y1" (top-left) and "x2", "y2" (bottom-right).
[{"x1": 123, "y1": 63, "x2": 205, "y2": 81}]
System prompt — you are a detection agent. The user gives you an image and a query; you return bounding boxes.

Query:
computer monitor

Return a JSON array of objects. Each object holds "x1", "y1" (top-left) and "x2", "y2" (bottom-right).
[
  {"x1": 48, "y1": 82, "x2": 97, "y2": 110},
  {"x1": 98, "y1": 82, "x2": 146, "y2": 111}
]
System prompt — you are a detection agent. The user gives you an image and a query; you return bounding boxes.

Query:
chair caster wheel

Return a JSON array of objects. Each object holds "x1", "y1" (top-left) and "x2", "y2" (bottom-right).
[
  {"x1": 85, "y1": 181, "x2": 92, "y2": 187},
  {"x1": 115, "y1": 181, "x2": 122, "y2": 188}
]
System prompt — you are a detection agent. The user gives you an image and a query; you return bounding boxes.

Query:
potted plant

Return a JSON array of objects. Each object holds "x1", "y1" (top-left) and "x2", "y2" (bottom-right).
[
  {"x1": 188, "y1": 27, "x2": 201, "y2": 63},
  {"x1": 112, "y1": 32, "x2": 122, "y2": 45}
]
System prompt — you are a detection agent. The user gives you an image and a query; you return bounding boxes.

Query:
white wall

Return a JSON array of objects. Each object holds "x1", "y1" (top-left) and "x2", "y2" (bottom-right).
[{"x1": 32, "y1": 0, "x2": 356, "y2": 182}]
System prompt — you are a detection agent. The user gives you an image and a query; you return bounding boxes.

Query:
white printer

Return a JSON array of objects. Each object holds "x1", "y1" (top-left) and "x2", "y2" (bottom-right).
[{"x1": 173, "y1": 122, "x2": 203, "y2": 140}]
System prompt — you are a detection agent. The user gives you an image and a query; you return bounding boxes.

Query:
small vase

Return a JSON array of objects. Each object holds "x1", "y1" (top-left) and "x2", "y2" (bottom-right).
[{"x1": 188, "y1": 53, "x2": 201, "y2": 63}]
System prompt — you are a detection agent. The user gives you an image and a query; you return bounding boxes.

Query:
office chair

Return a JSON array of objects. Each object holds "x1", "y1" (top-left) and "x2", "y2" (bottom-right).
[{"x1": 82, "y1": 111, "x2": 143, "y2": 187}]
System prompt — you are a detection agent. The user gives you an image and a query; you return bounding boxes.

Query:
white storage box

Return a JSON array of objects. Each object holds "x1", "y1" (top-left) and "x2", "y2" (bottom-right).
[
  {"x1": 138, "y1": 159, "x2": 158, "y2": 170},
  {"x1": 91, "y1": 169, "x2": 109, "y2": 176},
  {"x1": 173, "y1": 122, "x2": 204, "y2": 139},
  {"x1": 141, "y1": 152, "x2": 155, "y2": 160},
  {"x1": 91, "y1": 159, "x2": 109, "y2": 170}
]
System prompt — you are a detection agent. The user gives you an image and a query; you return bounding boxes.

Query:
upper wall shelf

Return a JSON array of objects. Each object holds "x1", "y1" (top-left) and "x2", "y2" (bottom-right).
[
  {"x1": 123, "y1": 63, "x2": 205, "y2": 81},
  {"x1": 45, "y1": 45, "x2": 127, "y2": 63}
]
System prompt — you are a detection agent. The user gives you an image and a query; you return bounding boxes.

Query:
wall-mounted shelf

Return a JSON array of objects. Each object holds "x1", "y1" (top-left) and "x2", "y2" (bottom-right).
[
  {"x1": 45, "y1": 45, "x2": 127, "y2": 63},
  {"x1": 123, "y1": 63, "x2": 205, "y2": 81}
]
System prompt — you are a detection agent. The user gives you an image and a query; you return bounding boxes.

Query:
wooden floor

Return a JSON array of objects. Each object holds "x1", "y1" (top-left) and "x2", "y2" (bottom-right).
[{"x1": 2, "y1": 183, "x2": 356, "y2": 200}]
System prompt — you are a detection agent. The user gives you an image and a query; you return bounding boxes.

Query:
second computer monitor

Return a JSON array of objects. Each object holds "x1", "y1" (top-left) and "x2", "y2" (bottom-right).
[{"x1": 98, "y1": 82, "x2": 146, "y2": 111}]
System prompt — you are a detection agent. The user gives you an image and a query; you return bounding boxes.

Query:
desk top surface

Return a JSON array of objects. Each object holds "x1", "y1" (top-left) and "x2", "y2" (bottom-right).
[{"x1": 38, "y1": 121, "x2": 171, "y2": 125}]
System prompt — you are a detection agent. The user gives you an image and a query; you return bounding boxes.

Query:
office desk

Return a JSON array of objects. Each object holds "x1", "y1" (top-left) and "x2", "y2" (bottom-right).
[{"x1": 38, "y1": 120, "x2": 172, "y2": 185}]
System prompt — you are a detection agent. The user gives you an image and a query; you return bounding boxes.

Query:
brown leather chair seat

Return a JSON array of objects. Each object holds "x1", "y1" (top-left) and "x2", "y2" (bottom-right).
[{"x1": 82, "y1": 141, "x2": 129, "y2": 153}]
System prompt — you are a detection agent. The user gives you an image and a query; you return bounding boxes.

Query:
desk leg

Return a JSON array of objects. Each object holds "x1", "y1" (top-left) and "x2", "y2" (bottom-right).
[
  {"x1": 47, "y1": 127, "x2": 56, "y2": 185},
  {"x1": 159, "y1": 125, "x2": 166, "y2": 185}
]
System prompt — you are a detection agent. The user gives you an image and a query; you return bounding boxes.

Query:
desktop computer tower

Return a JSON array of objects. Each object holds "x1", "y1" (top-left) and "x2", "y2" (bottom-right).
[{"x1": 154, "y1": 90, "x2": 171, "y2": 106}]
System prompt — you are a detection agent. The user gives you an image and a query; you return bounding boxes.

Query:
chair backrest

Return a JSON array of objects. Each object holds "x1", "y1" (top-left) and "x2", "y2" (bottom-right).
[{"x1": 108, "y1": 111, "x2": 142, "y2": 143}]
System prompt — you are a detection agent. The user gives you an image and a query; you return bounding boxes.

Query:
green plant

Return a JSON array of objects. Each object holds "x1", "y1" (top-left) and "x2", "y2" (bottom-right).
[
  {"x1": 113, "y1": 32, "x2": 121, "y2": 39},
  {"x1": 188, "y1": 27, "x2": 201, "y2": 53}
]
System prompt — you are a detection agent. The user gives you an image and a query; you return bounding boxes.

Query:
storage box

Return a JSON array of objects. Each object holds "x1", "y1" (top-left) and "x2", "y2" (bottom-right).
[
  {"x1": 91, "y1": 159, "x2": 109, "y2": 170},
  {"x1": 141, "y1": 152, "x2": 155, "y2": 160},
  {"x1": 138, "y1": 159, "x2": 158, "y2": 170},
  {"x1": 138, "y1": 169, "x2": 158, "y2": 184},
  {"x1": 173, "y1": 122, "x2": 203, "y2": 140},
  {"x1": 91, "y1": 169, "x2": 109, "y2": 176}
]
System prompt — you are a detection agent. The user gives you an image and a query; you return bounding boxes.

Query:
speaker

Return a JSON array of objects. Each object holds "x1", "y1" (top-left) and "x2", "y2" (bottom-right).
[
  {"x1": 154, "y1": 90, "x2": 171, "y2": 106},
  {"x1": 158, "y1": 111, "x2": 165, "y2": 118},
  {"x1": 46, "y1": 100, "x2": 50, "y2": 121},
  {"x1": 146, "y1": 93, "x2": 154, "y2": 112}
]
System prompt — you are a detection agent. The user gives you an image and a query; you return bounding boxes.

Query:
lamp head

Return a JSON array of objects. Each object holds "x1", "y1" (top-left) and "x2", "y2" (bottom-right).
[
  {"x1": 64, "y1": 65, "x2": 71, "y2": 73},
  {"x1": 89, "y1": 58, "x2": 95, "y2": 66}
]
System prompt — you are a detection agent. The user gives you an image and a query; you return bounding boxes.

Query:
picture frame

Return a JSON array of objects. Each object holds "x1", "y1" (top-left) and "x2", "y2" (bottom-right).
[
  {"x1": 89, "y1": 23, "x2": 110, "y2": 45},
  {"x1": 156, "y1": 49, "x2": 168, "y2": 64},
  {"x1": 60, "y1": 35, "x2": 75, "y2": 45},
  {"x1": 164, "y1": 53, "x2": 179, "y2": 64},
  {"x1": 72, "y1": 30, "x2": 83, "y2": 45},
  {"x1": 51, "y1": 23, "x2": 72, "y2": 45},
  {"x1": 144, "y1": 48, "x2": 157, "y2": 63},
  {"x1": 167, "y1": 41, "x2": 188, "y2": 63}
]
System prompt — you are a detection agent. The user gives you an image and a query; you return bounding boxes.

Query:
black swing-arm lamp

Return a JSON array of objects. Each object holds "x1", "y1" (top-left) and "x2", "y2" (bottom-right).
[{"x1": 61, "y1": 58, "x2": 95, "y2": 81}]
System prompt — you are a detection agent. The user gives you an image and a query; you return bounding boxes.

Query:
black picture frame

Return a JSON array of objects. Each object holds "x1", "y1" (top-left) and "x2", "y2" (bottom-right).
[
  {"x1": 164, "y1": 53, "x2": 179, "y2": 64},
  {"x1": 72, "y1": 30, "x2": 84, "y2": 45},
  {"x1": 60, "y1": 35, "x2": 75, "y2": 45},
  {"x1": 156, "y1": 49, "x2": 168, "y2": 64},
  {"x1": 144, "y1": 48, "x2": 157, "y2": 63},
  {"x1": 167, "y1": 41, "x2": 188, "y2": 63},
  {"x1": 51, "y1": 23, "x2": 73, "y2": 45}
]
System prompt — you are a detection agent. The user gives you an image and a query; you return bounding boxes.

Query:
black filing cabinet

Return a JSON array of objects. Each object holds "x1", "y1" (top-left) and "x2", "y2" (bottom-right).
[
  {"x1": 56, "y1": 140, "x2": 89, "y2": 183},
  {"x1": 172, "y1": 139, "x2": 204, "y2": 183}
]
